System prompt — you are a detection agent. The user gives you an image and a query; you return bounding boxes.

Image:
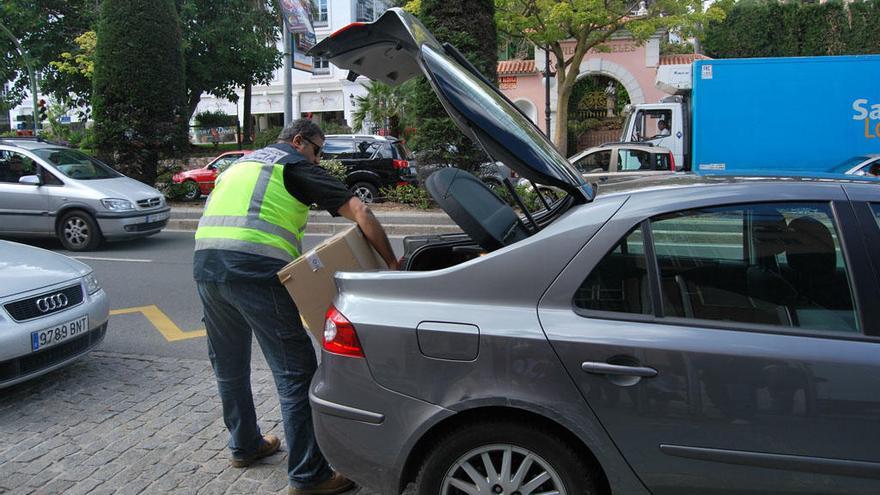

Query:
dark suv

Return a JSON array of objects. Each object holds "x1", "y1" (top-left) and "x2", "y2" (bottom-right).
[{"x1": 321, "y1": 134, "x2": 418, "y2": 202}]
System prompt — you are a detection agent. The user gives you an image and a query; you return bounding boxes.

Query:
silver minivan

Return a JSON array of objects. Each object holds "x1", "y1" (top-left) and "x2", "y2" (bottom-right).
[{"x1": 0, "y1": 138, "x2": 170, "y2": 251}]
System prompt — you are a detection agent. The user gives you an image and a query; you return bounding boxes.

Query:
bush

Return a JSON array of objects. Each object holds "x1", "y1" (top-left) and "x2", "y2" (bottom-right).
[
  {"x1": 253, "y1": 127, "x2": 282, "y2": 148},
  {"x1": 380, "y1": 184, "x2": 434, "y2": 209},
  {"x1": 154, "y1": 162, "x2": 188, "y2": 200},
  {"x1": 320, "y1": 121, "x2": 352, "y2": 135},
  {"x1": 318, "y1": 159, "x2": 347, "y2": 182},
  {"x1": 194, "y1": 110, "x2": 237, "y2": 128}
]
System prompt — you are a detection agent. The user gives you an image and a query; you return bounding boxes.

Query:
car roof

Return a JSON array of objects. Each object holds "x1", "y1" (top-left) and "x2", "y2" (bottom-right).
[
  {"x1": 0, "y1": 138, "x2": 62, "y2": 151},
  {"x1": 569, "y1": 143, "x2": 671, "y2": 160},
  {"x1": 595, "y1": 172, "x2": 880, "y2": 198}
]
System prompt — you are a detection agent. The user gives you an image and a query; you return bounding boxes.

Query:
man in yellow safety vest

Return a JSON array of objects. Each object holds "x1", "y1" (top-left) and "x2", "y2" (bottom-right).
[{"x1": 193, "y1": 119, "x2": 397, "y2": 494}]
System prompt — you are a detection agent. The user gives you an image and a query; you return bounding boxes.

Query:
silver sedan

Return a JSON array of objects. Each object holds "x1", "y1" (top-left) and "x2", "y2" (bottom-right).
[{"x1": 0, "y1": 240, "x2": 109, "y2": 389}]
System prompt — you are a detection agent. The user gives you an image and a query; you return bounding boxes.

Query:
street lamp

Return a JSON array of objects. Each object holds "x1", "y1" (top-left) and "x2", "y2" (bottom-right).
[{"x1": 542, "y1": 46, "x2": 556, "y2": 139}]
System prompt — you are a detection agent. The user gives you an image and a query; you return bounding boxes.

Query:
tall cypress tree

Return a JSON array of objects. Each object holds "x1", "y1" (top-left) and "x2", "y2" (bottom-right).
[
  {"x1": 92, "y1": 0, "x2": 187, "y2": 184},
  {"x1": 410, "y1": 0, "x2": 497, "y2": 173}
]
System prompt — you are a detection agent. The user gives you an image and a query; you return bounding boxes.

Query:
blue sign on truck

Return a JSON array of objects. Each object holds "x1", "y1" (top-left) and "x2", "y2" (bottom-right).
[{"x1": 622, "y1": 55, "x2": 880, "y2": 174}]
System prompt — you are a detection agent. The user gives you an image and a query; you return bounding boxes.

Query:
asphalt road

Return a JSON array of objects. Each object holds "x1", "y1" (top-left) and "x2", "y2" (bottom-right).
[{"x1": 12, "y1": 230, "x2": 406, "y2": 361}]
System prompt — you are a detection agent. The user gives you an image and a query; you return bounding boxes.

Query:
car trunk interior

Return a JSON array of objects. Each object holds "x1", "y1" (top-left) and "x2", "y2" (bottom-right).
[{"x1": 400, "y1": 167, "x2": 571, "y2": 271}]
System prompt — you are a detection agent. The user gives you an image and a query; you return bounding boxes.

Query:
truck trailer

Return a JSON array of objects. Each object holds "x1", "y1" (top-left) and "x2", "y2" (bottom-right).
[{"x1": 621, "y1": 55, "x2": 880, "y2": 173}]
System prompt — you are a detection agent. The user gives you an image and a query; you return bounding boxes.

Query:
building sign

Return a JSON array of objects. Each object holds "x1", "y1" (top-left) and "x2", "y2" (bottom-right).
[
  {"x1": 299, "y1": 91, "x2": 344, "y2": 113},
  {"x1": 563, "y1": 42, "x2": 637, "y2": 56},
  {"x1": 499, "y1": 76, "x2": 518, "y2": 90},
  {"x1": 293, "y1": 32, "x2": 316, "y2": 73},
  {"x1": 279, "y1": 0, "x2": 314, "y2": 34}
]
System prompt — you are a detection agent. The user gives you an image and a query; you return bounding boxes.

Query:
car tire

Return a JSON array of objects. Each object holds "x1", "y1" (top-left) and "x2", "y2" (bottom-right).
[
  {"x1": 58, "y1": 211, "x2": 103, "y2": 251},
  {"x1": 183, "y1": 180, "x2": 200, "y2": 200},
  {"x1": 350, "y1": 181, "x2": 379, "y2": 203},
  {"x1": 411, "y1": 420, "x2": 599, "y2": 495}
]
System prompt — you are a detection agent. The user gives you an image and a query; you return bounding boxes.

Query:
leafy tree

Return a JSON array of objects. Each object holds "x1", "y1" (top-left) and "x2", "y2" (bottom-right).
[
  {"x1": 48, "y1": 30, "x2": 96, "y2": 112},
  {"x1": 92, "y1": 0, "x2": 188, "y2": 184},
  {"x1": 496, "y1": 0, "x2": 720, "y2": 155},
  {"x1": 351, "y1": 81, "x2": 416, "y2": 137},
  {"x1": 411, "y1": 0, "x2": 497, "y2": 172},
  {"x1": 177, "y1": 0, "x2": 280, "y2": 124},
  {"x1": 0, "y1": 0, "x2": 96, "y2": 109}
]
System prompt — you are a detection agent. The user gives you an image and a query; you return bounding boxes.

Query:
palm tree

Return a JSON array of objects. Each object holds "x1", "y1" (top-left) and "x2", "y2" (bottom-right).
[{"x1": 351, "y1": 81, "x2": 413, "y2": 136}]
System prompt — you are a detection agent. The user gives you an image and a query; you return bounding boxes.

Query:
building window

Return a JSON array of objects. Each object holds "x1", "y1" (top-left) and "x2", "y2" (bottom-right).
[
  {"x1": 356, "y1": 0, "x2": 375, "y2": 22},
  {"x1": 313, "y1": 0, "x2": 328, "y2": 27},
  {"x1": 313, "y1": 56, "x2": 330, "y2": 75}
]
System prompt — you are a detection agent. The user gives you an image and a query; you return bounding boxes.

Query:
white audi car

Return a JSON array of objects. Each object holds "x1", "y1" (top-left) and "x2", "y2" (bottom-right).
[{"x1": 0, "y1": 240, "x2": 109, "y2": 389}]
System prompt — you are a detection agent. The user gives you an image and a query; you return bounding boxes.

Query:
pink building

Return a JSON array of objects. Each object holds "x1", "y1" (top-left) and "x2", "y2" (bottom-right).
[{"x1": 498, "y1": 33, "x2": 707, "y2": 150}]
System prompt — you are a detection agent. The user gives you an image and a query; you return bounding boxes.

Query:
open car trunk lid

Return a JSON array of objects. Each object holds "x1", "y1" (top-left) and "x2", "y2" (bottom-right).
[{"x1": 309, "y1": 8, "x2": 593, "y2": 202}]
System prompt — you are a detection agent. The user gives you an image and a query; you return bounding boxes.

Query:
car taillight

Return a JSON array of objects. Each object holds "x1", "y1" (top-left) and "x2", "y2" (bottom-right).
[
  {"x1": 392, "y1": 159, "x2": 409, "y2": 170},
  {"x1": 323, "y1": 306, "x2": 365, "y2": 358},
  {"x1": 668, "y1": 153, "x2": 676, "y2": 171}
]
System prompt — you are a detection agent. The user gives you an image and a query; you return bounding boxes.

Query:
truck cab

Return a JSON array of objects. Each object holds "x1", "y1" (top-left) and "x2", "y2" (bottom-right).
[{"x1": 622, "y1": 63, "x2": 693, "y2": 170}]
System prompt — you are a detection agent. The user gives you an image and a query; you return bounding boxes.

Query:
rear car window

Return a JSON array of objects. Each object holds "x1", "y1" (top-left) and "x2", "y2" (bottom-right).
[
  {"x1": 574, "y1": 150, "x2": 611, "y2": 173},
  {"x1": 574, "y1": 226, "x2": 650, "y2": 315},
  {"x1": 576, "y1": 203, "x2": 860, "y2": 334},
  {"x1": 323, "y1": 139, "x2": 356, "y2": 159},
  {"x1": 32, "y1": 148, "x2": 121, "y2": 180},
  {"x1": 392, "y1": 142, "x2": 413, "y2": 160},
  {"x1": 617, "y1": 149, "x2": 670, "y2": 171}
]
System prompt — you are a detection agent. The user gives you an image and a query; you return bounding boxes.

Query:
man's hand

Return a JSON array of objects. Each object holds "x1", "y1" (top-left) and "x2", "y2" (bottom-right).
[{"x1": 338, "y1": 197, "x2": 399, "y2": 270}]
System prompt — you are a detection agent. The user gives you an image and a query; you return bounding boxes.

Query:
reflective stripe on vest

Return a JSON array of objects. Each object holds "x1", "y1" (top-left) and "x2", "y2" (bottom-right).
[{"x1": 195, "y1": 157, "x2": 309, "y2": 262}]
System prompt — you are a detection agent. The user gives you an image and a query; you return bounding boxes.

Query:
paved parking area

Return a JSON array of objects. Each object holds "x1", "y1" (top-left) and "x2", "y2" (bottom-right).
[{"x1": 0, "y1": 352, "x2": 367, "y2": 495}]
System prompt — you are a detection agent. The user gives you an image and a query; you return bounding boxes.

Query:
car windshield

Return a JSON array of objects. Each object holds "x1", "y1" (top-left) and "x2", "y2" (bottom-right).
[
  {"x1": 32, "y1": 148, "x2": 122, "y2": 180},
  {"x1": 831, "y1": 156, "x2": 869, "y2": 173}
]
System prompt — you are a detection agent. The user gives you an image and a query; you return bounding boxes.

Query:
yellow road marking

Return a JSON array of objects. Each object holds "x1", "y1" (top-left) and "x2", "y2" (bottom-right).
[{"x1": 110, "y1": 305, "x2": 206, "y2": 342}]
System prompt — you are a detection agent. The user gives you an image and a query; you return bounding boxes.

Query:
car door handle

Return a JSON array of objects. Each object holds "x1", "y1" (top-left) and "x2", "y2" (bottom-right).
[{"x1": 581, "y1": 361, "x2": 658, "y2": 378}]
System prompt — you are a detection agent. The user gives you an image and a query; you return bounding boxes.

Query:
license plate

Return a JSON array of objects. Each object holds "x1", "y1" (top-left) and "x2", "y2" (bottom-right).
[
  {"x1": 31, "y1": 315, "x2": 89, "y2": 352},
  {"x1": 145, "y1": 212, "x2": 169, "y2": 223}
]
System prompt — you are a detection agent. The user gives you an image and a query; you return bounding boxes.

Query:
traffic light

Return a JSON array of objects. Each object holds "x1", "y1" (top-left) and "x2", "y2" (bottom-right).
[{"x1": 37, "y1": 99, "x2": 47, "y2": 122}]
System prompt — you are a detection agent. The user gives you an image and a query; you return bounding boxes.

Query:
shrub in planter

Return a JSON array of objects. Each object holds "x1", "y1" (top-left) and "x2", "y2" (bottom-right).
[
  {"x1": 380, "y1": 184, "x2": 434, "y2": 209},
  {"x1": 155, "y1": 163, "x2": 188, "y2": 200},
  {"x1": 318, "y1": 159, "x2": 347, "y2": 183},
  {"x1": 253, "y1": 127, "x2": 282, "y2": 148}
]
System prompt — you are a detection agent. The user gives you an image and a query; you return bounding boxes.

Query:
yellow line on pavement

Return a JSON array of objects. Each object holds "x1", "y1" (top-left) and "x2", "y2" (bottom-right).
[{"x1": 110, "y1": 305, "x2": 206, "y2": 342}]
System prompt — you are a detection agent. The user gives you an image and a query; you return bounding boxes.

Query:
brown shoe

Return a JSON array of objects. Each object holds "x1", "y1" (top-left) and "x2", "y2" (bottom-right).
[
  {"x1": 230, "y1": 434, "x2": 281, "y2": 468},
  {"x1": 288, "y1": 472, "x2": 355, "y2": 495}
]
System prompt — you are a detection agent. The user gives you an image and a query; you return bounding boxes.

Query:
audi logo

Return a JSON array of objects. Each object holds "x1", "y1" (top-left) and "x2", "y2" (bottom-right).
[{"x1": 36, "y1": 293, "x2": 69, "y2": 313}]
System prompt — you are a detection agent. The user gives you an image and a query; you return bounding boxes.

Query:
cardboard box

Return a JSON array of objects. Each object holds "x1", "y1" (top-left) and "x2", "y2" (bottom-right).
[{"x1": 277, "y1": 225, "x2": 387, "y2": 342}]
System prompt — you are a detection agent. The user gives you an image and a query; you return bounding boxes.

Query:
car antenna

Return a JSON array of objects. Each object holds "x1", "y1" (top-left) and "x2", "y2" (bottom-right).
[{"x1": 501, "y1": 177, "x2": 539, "y2": 234}]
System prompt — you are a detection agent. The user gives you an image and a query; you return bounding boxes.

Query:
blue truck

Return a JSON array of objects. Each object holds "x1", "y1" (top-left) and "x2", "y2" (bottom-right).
[{"x1": 621, "y1": 55, "x2": 880, "y2": 173}]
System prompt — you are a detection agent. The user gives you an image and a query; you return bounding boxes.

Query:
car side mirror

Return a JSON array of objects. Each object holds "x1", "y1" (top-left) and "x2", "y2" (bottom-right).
[{"x1": 19, "y1": 175, "x2": 42, "y2": 186}]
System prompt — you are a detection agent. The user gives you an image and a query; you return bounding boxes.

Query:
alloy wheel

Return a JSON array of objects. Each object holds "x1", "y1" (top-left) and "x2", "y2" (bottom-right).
[
  {"x1": 353, "y1": 185, "x2": 374, "y2": 203},
  {"x1": 63, "y1": 217, "x2": 90, "y2": 249},
  {"x1": 441, "y1": 443, "x2": 566, "y2": 495}
]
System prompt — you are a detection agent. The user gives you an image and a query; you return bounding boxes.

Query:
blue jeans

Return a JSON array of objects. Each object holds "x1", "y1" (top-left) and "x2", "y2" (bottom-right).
[{"x1": 196, "y1": 281, "x2": 332, "y2": 488}]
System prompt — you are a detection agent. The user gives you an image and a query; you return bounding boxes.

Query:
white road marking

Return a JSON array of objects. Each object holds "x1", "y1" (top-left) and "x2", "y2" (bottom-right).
[{"x1": 72, "y1": 256, "x2": 153, "y2": 263}]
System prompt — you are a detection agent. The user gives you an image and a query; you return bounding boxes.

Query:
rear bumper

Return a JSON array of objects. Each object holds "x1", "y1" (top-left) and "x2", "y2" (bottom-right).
[{"x1": 310, "y1": 352, "x2": 452, "y2": 493}]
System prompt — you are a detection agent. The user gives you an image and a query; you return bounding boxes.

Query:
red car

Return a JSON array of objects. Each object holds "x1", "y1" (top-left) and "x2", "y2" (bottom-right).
[{"x1": 172, "y1": 150, "x2": 252, "y2": 200}]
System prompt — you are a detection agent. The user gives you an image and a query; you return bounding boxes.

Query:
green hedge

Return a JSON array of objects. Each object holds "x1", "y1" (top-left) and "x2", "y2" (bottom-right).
[{"x1": 704, "y1": 0, "x2": 880, "y2": 58}]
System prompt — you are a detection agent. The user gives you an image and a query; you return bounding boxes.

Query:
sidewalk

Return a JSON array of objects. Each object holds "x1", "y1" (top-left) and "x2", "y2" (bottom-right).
[
  {"x1": 0, "y1": 352, "x2": 370, "y2": 495},
  {"x1": 167, "y1": 204, "x2": 460, "y2": 236}
]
